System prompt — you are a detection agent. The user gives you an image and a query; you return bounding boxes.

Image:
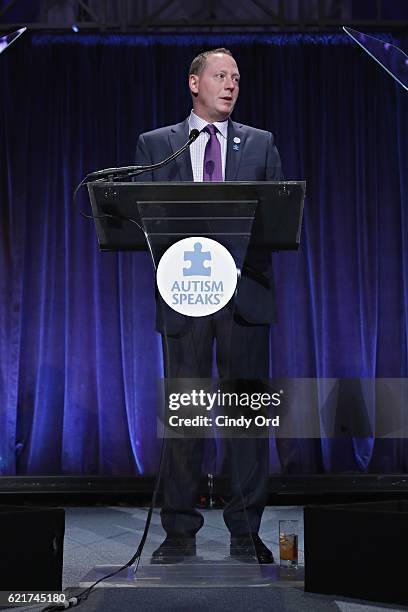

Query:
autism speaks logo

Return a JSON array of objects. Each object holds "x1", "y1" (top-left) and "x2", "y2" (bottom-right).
[{"x1": 156, "y1": 237, "x2": 238, "y2": 317}]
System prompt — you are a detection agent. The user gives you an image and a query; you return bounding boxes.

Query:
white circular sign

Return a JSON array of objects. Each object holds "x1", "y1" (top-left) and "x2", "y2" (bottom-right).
[{"x1": 156, "y1": 237, "x2": 238, "y2": 317}]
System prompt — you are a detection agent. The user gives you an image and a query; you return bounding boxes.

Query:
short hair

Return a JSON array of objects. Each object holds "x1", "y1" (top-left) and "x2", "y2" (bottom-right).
[{"x1": 189, "y1": 48, "x2": 234, "y2": 76}]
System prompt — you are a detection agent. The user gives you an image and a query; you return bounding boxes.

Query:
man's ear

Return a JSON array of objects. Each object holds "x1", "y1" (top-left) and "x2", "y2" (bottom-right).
[{"x1": 189, "y1": 74, "x2": 199, "y2": 97}]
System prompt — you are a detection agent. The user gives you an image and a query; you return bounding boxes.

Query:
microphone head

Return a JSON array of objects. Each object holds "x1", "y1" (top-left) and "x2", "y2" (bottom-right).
[{"x1": 189, "y1": 129, "x2": 200, "y2": 141}]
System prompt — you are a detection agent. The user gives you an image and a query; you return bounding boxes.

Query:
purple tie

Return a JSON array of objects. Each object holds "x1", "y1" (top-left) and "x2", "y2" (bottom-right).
[{"x1": 203, "y1": 124, "x2": 223, "y2": 181}]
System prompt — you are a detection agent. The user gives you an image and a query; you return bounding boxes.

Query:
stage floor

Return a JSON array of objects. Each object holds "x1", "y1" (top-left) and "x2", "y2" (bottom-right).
[
  {"x1": 26, "y1": 505, "x2": 403, "y2": 611},
  {"x1": 63, "y1": 505, "x2": 303, "y2": 587}
]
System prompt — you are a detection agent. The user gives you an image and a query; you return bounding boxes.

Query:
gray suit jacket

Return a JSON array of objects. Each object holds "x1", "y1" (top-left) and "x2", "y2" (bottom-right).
[{"x1": 135, "y1": 118, "x2": 284, "y2": 334}]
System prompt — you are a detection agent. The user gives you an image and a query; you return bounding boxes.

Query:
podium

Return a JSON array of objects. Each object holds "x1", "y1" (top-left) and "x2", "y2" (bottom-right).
[
  {"x1": 88, "y1": 181, "x2": 304, "y2": 252},
  {"x1": 83, "y1": 180, "x2": 305, "y2": 587}
]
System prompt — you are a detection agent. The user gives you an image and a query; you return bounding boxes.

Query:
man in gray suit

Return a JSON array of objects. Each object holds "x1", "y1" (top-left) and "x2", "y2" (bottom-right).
[{"x1": 135, "y1": 48, "x2": 283, "y2": 564}]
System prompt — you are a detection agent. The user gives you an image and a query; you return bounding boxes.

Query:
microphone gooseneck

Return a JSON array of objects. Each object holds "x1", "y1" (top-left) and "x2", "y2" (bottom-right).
[{"x1": 83, "y1": 128, "x2": 200, "y2": 183}]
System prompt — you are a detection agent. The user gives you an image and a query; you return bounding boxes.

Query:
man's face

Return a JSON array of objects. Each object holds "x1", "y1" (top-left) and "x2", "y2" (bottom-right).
[{"x1": 189, "y1": 53, "x2": 240, "y2": 122}]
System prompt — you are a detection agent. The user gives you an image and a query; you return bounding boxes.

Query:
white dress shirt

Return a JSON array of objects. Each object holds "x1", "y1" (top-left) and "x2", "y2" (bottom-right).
[{"x1": 188, "y1": 110, "x2": 228, "y2": 181}]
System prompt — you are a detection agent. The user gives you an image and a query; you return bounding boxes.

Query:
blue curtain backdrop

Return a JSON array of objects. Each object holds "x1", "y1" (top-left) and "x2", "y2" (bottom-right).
[{"x1": 0, "y1": 32, "x2": 407, "y2": 477}]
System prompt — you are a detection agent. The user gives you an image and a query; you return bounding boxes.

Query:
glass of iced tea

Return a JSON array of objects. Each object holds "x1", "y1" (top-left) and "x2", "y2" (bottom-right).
[{"x1": 279, "y1": 520, "x2": 298, "y2": 567}]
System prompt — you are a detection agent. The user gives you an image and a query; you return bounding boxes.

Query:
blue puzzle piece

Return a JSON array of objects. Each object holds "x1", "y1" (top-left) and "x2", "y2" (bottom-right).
[{"x1": 183, "y1": 242, "x2": 212, "y2": 277}]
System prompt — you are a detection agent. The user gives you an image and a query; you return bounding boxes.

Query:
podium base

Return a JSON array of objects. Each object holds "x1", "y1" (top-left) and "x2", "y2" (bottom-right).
[{"x1": 80, "y1": 562, "x2": 304, "y2": 588}]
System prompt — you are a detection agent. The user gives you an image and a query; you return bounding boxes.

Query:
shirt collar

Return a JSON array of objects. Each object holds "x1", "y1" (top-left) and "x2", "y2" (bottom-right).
[{"x1": 189, "y1": 110, "x2": 228, "y2": 139}]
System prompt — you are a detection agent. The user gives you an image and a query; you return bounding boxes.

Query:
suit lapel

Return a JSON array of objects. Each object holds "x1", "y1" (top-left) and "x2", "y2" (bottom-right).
[
  {"x1": 225, "y1": 120, "x2": 246, "y2": 181},
  {"x1": 168, "y1": 119, "x2": 193, "y2": 181}
]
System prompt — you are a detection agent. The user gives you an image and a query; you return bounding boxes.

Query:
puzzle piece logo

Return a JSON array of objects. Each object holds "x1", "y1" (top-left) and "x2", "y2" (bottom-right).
[
  {"x1": 183, "y1": 242, "x2": 212, "y2": 277},
  {"x1": 156, "y1": 236, "x2": 237, "y2": 317}
]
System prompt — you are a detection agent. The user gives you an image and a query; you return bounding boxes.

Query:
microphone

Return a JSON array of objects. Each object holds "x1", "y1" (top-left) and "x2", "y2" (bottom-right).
[
  {"x1": 84, "y1": 129, "x2": 200, "y2": 182},
  {"x1": 188, "y1": 129, "x2": 200, "y2": 142}
]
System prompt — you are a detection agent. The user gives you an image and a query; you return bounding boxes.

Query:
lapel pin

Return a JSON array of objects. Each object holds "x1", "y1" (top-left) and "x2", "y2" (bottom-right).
[{"x1": 232, "y1": 137, "x2": 241, "y2": 151}]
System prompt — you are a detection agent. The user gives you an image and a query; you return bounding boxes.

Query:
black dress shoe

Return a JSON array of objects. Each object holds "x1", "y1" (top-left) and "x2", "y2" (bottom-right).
[
  {"x1": 230, "y1": 534, "x2": 275, "y2": 564},
  {"x1": 151, "y1": 535, "x2": 197, "y2": 564}
]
